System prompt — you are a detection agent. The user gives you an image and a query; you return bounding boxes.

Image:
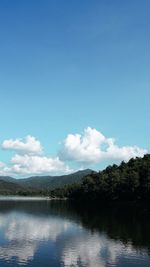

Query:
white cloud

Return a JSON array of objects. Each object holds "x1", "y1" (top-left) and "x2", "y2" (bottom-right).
[
  {"x1": 59, "y1": 127, "x2": 147, "y2": 165},
  {"x1": 0, "y1": 128, "x2": 147, "y2": 177},
  {"x1": 0, "y1": 135, "x2": 72, "y2": 176},
  {"x1": 2, "y1": 135, "x2": 43, "y2": 155},
  {"x1": 4, "y1": 154, "x2": 72, "y2": 176},
  {"x1": 0, "y1": 162, "x2": 7, "y2": 176},
  {"x1": 0, "y1": 162, "x2": 5, "y2": 168}
]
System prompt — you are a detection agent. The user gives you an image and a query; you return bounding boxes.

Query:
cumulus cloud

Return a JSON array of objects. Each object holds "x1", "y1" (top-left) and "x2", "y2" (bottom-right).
[
  {"x1": 2, "y1": 154, "x2": 72, "y2": 177},
  {"x1": 0, "y1": 135, "x2": 73, "y2": 176},
  {"x1": 59, "y1": 127, "x2": 147, "y2": 165},
  {"x1": 0, "y1": 162, "x2": 8, "y2": 176},
  {"x1": 2, "y1": 135, "x2": 43, "y2": 155},
  {"x1": 0, "y1": 162, "x2": 5, "y2": 168},
  {"x1": 0, "y1": 128, "x2": 147, "y2": 177}
]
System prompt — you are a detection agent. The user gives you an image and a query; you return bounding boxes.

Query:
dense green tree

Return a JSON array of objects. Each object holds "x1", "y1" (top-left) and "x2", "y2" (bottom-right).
[{"x1": 51, "y1": 154, "x2": 150, "y2": 202}]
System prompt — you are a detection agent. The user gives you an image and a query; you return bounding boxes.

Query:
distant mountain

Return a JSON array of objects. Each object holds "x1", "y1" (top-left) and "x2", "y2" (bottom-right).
[
  {"x1": 0, "y1": 169, "x2": 94, "y2": 193},
  {"x1": 0, "y1": 179, "x2": 24, "y2": 195},
  {"x1": 17, "y1": 169, "x2": 94, "y2": 189},
  {"x1": 0, "y1": 176, "x2": 17, "y2": 183}
]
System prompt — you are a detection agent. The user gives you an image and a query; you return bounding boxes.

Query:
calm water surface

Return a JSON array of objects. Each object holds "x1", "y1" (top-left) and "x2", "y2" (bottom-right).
[{"x1": 0, "y1": 198, "x2": 149, "y2": 267}]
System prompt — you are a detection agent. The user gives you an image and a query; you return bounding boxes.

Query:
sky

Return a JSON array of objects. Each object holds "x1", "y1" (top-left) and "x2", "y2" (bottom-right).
[{"x1": 0, "y1": 0, "x2": 149, "y2": 177}]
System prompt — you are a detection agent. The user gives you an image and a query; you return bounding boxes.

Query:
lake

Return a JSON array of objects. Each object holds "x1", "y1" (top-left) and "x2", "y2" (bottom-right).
[{"x1": 0, "y1": 198, "x2": 149, "y2": 267}]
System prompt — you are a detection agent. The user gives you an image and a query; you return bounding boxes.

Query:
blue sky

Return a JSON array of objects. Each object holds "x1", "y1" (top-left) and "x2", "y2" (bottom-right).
[{"x1": 0, "y1": 0, "x2": 149, "y2": 177}]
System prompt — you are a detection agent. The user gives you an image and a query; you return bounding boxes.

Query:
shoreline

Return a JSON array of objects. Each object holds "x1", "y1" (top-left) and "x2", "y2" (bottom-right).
[{"x1": 0, "y1": 196, "x2": 68, "y2": 201}]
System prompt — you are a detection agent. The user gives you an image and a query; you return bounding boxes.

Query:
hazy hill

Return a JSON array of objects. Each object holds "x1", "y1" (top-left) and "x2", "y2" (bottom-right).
[
  {"x1": 0, "y1": 176, "x2": 17, "y2": 183},
  {"x1": 17, "y1": 169, "x2": 93, "y2": 189},
  {"x1": 0, "y1": 179, "x2": 24, "y2": 195},
  {"x1": 0, "y1": 169, "x2": 93, "y2": 193}
]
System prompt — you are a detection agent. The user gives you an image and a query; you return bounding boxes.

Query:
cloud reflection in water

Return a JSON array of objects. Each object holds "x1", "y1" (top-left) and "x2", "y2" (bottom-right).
[{"x1": 0, "y1": 207, "x2": 148, "y2": 267}]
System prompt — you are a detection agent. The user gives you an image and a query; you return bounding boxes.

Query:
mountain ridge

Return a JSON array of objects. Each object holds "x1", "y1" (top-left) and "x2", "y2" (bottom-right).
[{"x1": 0, "y1": 169, "x2": 94, "y2": 193}]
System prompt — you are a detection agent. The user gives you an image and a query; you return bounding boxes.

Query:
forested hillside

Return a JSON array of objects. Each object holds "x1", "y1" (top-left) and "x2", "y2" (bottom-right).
[
  {"x1": 51, "y1": 154, "x2": 150, "y2": 202},
  {"x1": 0, "y1": 169, "x2": 93, "y2": 195}
]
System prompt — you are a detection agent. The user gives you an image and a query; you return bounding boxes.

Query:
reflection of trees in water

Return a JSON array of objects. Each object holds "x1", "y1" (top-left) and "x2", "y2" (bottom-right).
[
  {"x1": 46, "y1": 200, "x2": 150, "y2": 252},
  {"x1": 70, "y1": 202, "x2": 150, "y2": 253},
  {"x1": 0, "y1": 200, "x2": 150, "y2": 252}
]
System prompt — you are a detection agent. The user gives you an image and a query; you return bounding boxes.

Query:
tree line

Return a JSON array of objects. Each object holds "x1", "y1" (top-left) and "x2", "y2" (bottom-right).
[{"x1": 50, "y1": 154, "x2": 150, "y2": 202}]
